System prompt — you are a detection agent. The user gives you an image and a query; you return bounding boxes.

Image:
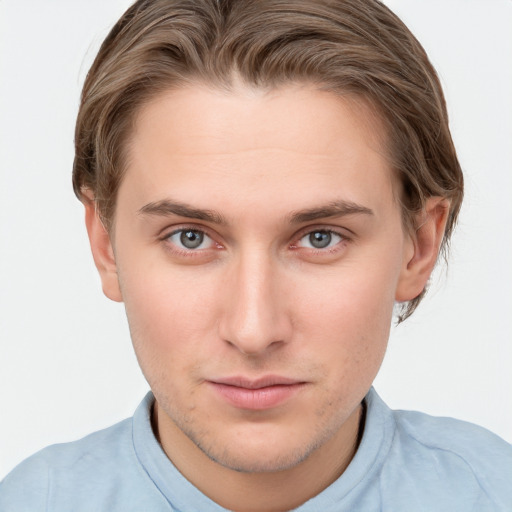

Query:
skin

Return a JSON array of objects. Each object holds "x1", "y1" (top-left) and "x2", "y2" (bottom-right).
[{"x1": 85, "y1": 84, "x2": 448, "y2": 512}]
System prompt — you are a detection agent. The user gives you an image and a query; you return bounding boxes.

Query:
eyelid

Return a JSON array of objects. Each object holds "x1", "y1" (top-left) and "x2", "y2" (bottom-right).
[
  {"x1": 289, "y1": 225, "x2": 352, "y2": 256},
  {"x1": 160, "y1": 223, "x2": 215, "y2": 241},
  {"x1": 158, "y1": 223, "x2": 351, "y2": 255},
  {"x1": 160, "y1": 224, "x2": 224, "y2": 253},
  {"x1": 291, "y1": 225, "x2": 351, "y2": 244},
  {"x1": 299, "y1": 230, "x2": 342, "y2": 248},
  {"x1": 169, "y1": 230, "x2": 213, "y2": 249}
]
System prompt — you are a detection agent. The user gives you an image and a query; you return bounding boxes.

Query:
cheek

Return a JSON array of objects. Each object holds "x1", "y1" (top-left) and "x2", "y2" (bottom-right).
[
  {"x1": 299, "y1": 260, "x2": 396, "y2": 334},
  {"x1": 118, "y1": 260, "x2": 220, "y2": 368},
  {"x1": 295, "y1": 258, "x2": 398, "y2": 381},
  {"x1": 120, "y1": 275, "x2": 212, "y2": 409}
]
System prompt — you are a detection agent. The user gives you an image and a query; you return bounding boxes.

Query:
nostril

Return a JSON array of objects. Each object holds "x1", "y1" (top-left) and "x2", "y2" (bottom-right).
[{"x1": 223, "y1": 335, "x2": 285, "y2": 356}]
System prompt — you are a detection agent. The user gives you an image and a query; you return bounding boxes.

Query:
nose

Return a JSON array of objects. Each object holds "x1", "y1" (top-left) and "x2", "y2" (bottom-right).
[{"x1": 218, "y1": 250, "x2": 292, "y2": 356}]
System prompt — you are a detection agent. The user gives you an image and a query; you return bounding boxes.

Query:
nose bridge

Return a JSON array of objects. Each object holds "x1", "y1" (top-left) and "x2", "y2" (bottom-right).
[{"x1": 219, "y1": 246, "x2": 290, "y2": 355}]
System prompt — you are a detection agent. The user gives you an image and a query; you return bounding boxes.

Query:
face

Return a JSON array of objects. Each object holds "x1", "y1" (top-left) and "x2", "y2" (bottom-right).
[{"x1": 95, "y1": 84, "x2": 423, "y2": 474}]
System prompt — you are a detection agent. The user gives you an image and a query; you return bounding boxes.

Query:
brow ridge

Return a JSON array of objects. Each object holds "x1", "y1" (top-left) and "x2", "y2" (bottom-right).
[
  {"x1": 138, "y1": 198, "x2": 373, "y2": 225},
  {"x1": 290, "y1": 200, "x2": 374, "y2": 224},
  {"x1": 138, "y1": 199, "x2": 226, "y2": 225}
]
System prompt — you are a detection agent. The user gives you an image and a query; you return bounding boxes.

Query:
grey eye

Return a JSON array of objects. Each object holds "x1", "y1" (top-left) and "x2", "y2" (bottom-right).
[
  {"x1": 180, "y1": 230, "x2": 204, "y2": 249},
  {"x1": 166, "y1": 228, "x2": 217, "y2": 253},
  {"x1": 298, "y1": 230, "x2": 342, "y2": 250},
  {"x1": 309, "y1": 231, "x2": 332, "y2": 249}
]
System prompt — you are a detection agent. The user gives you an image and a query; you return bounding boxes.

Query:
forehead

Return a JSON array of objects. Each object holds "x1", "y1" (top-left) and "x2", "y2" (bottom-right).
[{"x1": 120, "y1": 84, "x2": 397, "y2": 219}]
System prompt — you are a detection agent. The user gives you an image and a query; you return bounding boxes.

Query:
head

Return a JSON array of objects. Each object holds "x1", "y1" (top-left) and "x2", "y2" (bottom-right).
[
  {"x1": 74, "y1": 0, "x2": 463, "y2": 487},
  {"x1": 73, "y1": 0, "x2": 463, "y2": 322}
]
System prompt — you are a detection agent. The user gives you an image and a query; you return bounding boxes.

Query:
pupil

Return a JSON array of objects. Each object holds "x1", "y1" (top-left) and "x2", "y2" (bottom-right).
[
  {"x1": 310, "y1": 231, "x2": 331, "y2": 249},
  {"x1": 180, "y1": 230, "x2": 203, "y2": 249}
]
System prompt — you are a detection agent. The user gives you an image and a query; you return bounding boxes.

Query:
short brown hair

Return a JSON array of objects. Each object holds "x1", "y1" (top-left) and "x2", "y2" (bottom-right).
[{"x1": 72, "y1": 0, "x2": 464, "y2": 321}]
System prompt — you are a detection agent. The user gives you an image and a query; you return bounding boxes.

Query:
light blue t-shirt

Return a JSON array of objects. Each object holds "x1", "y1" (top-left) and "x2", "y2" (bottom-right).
[{"x1": 1, "y1": 388, "x2": 511, "y2": 511}]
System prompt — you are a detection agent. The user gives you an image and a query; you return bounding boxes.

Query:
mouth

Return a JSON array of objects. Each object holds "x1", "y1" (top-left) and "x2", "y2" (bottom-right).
[{"x1": 207, "y1": 375, "x2": 307, "y2": 410}]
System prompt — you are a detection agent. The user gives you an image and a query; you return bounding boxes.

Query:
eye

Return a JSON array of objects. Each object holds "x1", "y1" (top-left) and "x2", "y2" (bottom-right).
[
  {"x1": 166, "y1": 229, "x2": 215, "y2": 250},
  {"x1": 298, "y1": 230, "x2": 343, "y2": 250}
]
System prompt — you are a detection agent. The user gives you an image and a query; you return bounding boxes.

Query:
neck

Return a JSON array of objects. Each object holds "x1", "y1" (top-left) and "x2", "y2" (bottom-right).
[{"x1": 153, "y1": 402, "x2": 364, "y2": 512}]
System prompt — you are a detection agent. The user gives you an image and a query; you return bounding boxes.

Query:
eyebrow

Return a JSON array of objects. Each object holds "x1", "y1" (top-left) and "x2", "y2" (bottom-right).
[
  {"x1": 138, "y1": 200, "x2": 227, "y2": 225},
  {"x1": 138, "y1": 198, "x2": 373, "y2": 225},
  {"x1": 289, "y1": 200, "x2": 374, "y2": 224}
]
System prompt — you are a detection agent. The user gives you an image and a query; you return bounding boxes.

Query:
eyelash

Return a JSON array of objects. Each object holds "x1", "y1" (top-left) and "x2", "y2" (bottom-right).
[
  {"x1": 161, "y1": 226, "x2": 221, "y2": 257},
  {"x1": 291, "y1": 227, "x2": 349, "y2": 256},
  {"x1": 160, "y1": 225, "x2": 350, "y2": 257}
]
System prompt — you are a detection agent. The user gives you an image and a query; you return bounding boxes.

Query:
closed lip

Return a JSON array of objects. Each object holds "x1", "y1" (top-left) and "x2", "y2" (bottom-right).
[
  {"x1": 207, "y1": 376, "x2": 307, "y2": 410},
  {"x1": 208, "y1": 375, "x2": 305, "y2": 389}
]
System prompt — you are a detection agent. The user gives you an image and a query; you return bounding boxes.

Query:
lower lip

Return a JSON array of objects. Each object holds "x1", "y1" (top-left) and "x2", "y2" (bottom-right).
[{"x1": 209, "y1": 382, "x2": 305, "y2": 410}]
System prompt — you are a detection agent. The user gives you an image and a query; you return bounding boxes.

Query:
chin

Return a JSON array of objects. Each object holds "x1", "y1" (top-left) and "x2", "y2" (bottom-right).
[
  {"x1": 200, "y1": 441, "x2": 313, "y2": 474},
  {"x1": 190, "y1": 422, "x2": 328, "y2": 474}
]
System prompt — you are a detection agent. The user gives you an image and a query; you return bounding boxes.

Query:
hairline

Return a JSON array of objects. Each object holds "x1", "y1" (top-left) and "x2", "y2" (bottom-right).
[{"x1": 102, "y1": 78, "x2": 405, "y2": 230}]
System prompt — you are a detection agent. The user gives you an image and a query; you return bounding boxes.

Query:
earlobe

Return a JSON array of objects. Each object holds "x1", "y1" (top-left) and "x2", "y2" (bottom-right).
[
  {"x1": 395, "y1": 197, "x2": 450, "y2": 302},
  {"x1": 82, "y1": 191, "x2": 123, "y2": 303}
]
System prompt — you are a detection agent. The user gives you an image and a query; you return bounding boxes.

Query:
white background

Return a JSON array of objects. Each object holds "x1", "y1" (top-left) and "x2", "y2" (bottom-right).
[{"x1": 1, "y1": 0, "x2": 511, "y2": 480}]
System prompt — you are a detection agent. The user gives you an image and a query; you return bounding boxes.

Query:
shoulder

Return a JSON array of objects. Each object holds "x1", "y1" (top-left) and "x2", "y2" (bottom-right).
[
  {"x1": 393, "y1": 407, "x2": 512, "y2": 468},
  {"x1": 0, "y1": 418, "x2": 135, "y2": 511},
  {"x1": 9, "y1": 416, "x2": 134, "y2": 473},
  {"x1": 387, "y1": 407, "x2": 512, "y2": 510}
]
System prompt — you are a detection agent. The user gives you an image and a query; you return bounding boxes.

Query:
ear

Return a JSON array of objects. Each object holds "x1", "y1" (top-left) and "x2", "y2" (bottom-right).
[
  {"x1": 395, "y1": 197, "x2": 450, "y2": 302},
  {"x1": 82, "y1": 190, "x2": 123, "y2": 303}
]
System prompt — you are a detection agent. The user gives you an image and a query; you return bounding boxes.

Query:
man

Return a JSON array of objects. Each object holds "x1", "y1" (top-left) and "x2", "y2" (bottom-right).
[{"x1": 1, "y1": 1, "x2": 511, "y2": 511}]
